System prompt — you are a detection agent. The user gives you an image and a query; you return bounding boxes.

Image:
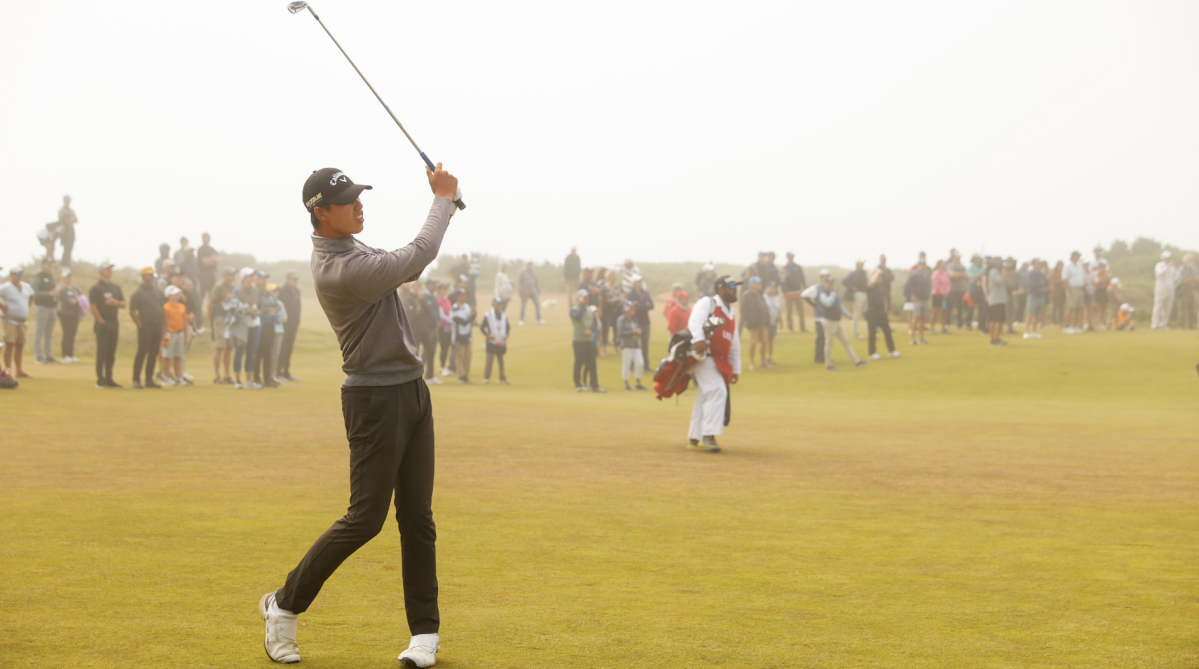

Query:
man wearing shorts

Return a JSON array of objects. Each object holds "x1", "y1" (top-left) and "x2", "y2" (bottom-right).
[
  {"x1": 982, "y1": 258, "x2": 1009, "y2": 346},
  {"x1": 1062, "y1": 251, "x2": 1087, "y2": 334},
  {"x1": 209, "y1": 267, "x2": 236, "y2": 384},
  {"x1": 260, "y1": 164, "x2": 458, "y2": 667},
  {"x1": 0, "y1": 269, "x2": 35, "y2": 378},
  {"x1": 904, "y1": 259, "x2": 931, "y2": 345}
]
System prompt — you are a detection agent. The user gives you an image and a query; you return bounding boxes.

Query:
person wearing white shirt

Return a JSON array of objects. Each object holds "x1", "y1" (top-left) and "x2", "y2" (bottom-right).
[
  {"x1": 1153, "y1": 250, "x2": 1179, "y2": 330},
  {"x1": 686, "y1": 276, "x2": 741, "y2": 453},
  {"x1": 1061, "y1": 251, "x2": 1087, "y2": 334},
  {"x1": 493, "y1": 263, "x2": 513, "y2": 313}
]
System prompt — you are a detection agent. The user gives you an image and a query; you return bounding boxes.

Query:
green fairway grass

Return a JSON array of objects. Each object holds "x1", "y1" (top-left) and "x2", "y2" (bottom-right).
[{"x1": 2, "y1": 296, "x2": 1197, "y2": 668}]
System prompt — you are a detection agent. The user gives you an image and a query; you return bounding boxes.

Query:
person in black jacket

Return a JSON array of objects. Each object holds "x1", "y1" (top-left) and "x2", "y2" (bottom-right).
[
  {"x1": 88, "y1": 263, "x2": 126, "y2": 388},
  {"x1": 739, "y1": 276, "x2": 769, "y2": 371},
  {"x1": 903, "y1": 259, "x2": 932, "y2": 345},
  {"x1": 782, "y1": 252, "x2": 807, "y2": 332},
  {"x1": 31, "y1": 257, "x2": 60, "y2": 365},
  {"x1": 57, "y1": 269, "x2": 83, "y2": 363},
  {"x1": 276, "y1": 272, "x2": 303, "y2": 381},
  {"x1": 129, "y1": 267, "x2": 164, "y2": 389},
  {"x1": 843, "y1": 260, "x2": 869, "y2": 339},
  {"x1": 866, "y1": 267, "x2": 899, "y2": 359},
  {"x1": 417, "y1": 278, "x2": 442, "y2": 385},
  {"x1": 626, "y1": 275, "x2": 654, "y2": 375},
  {"x1": 564, "y1": 247, "x2": 581, "y2": 294}
]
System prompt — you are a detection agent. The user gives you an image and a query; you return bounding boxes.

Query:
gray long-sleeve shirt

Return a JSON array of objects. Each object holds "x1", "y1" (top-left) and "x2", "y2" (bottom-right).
[{"x1": 311, "y1": 197, "x2": 454, "y2": 386}]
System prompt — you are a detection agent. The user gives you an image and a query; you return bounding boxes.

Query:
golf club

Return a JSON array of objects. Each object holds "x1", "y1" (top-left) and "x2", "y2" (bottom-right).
[{"x1": 287, "y1": 0, "x2": 465, "y2": 210}]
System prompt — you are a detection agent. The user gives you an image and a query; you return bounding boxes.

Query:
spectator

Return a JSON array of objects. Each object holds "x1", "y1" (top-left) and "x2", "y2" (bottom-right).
[
  {"x1": 666, "y1": 291, "x2": 691, "y2": 337},
  {"x1": 209, "y1": 267, "x2": 237, "y2": 384},
  {"x1": 253, "y1": 272, "x2": 282, "y2": 388},
  {"x1": 1114, "y1": 303, "x2": 1136, "y2": 330},
  {"x1": 816, "y1": 269, "x2": 866, "y2": 371},
  {"x1": 517, "y1": 261, "x2": 543, "y2": 325},
  {"x1": 577, "y1": 267, "x2": 601, "y2": 307},
  {"x1": 451, "y1": 289, "x2": 474, "y2": 384},
  {"x1": 0, "y1": 269, "x2": 35, "y2": 378},
  {"x1": 436, "y1": 283, "x2": 453, "y2": 376},
  {"x1": 743, "y1": 252, "x2": 766, "y2": 282},
  {"x1": 57, "y1": 195, "x2": 78, "y2": 268},
  {"x1": 866, "y1": 267, "x2": 899, "y2": 359},
  {"x1": 494, "y1": 262, "x2": 514, "y2": 313},
  {"x1": 239, "y1": 271, "x2": 265, "y2": 389},
  {"x1": 416, "y1": 279, "x2": 442, "y2": 385},
  {"x1": 947, "y1": 251, "x2": 968, "y2": 329},
  {"x1": 564, "y1": 247, "x2": 581, "y2": 294},
  {"x1": 982, "y1": 257, "x2": 1009, "y2": 346},
  {"x1": 620, "y1": 259, "x2": 644, "y2": 295},
  {"x1": 570, "y1": 289, "x2": 603, "y2": 392},
  {"x1": 129, "y1": 266, "x2": 164, "y2": 389},
  {"x1": 1106, "y1": 277, "x2": 1124, "y2": 329},
  {"x1": 175, "y1": 237, "x2": 200, "y2": 293},
  {"x1": 696, "y1": 262, "x2": 717, "y2": 298},
  {"x1": 225, "y1": 267, "x2": 260, "y2": 389},
  {"x1": 1049, "y1": 260, "x2": 1066, "y2": 327},
  {"x1": 967, "y1": 254, "x2": 987, "y2": 331},
  {"x1": 600, "y1": 270, "x2": 624, "y2": 355},
  {"x1": 877, "y1": 255, "x2": 895, "y2": 312},
  {"x1": 89, "y1": 263, "x2": 126, "y2": 388},
  {"x1": 1176, "y1": 254, "x2": 1198, "y2": 330},
  {"x1": 762, "y1": 251, "x2": 781, "y2": 287},
  {"x1": 277, "y1": 272, "x2": 303, "y2": 382},
  {"x1": 1091, "y1": 261, "x2": 1111, "y2": 330},
  {"x1": 479, "y1": 297, "x2": 510, "y2": 385},
  {"x1": 615, "y1": 300, "x2": 647, "y2": 391},
  {"x1": 740, "y1": 276, "x2": 769, "y2": 371},
  {"x1": 782, "y1": 252, "x2": 808, "y2": 332},
  {"x1": 764, "y1": 282, "x2": 781, "y2": 367},
  {"x1": 161, "y1": 285, "x2": 192, "y2": 386},
  {"x1": 35, "y1": 222, "x2": 58, "y2": 261},
  {"x1": 1152, "y1": 251, "x2": 1178, "y2": 330},
  {"x1": 1025, "y1": 259, "x2": 1048, "y2": 339},
  {"x1": 903, "y1": 259, "x2": 931, "y2": 345},
  {"x1": 31, "y1": 257, "x2": 60, "y2": 365},
  {"x1": 57, "y1": 269, "x2": 83, "y2": 363},
  {"x1": 843, "y1": 260, "x2": 868, "y2": 339},
  {"x1": 1062, "y1": 251, "x2": 1087, "y2": 334},
  {"x1": 930, "y1": 259, "x2": 950, "y2": 335},
  {"x1": 155, "y1": 244, "x2": 172, "y2": 278},
  {"x1": 1005, "y1": 258, "x2": 1024, "y2": 335},
  {"x1": 197, "y1": 232, "x2": 221, "y2": 299},
  {"x1": 627, "y1": 275, "x2": 654, "y2": 377}
]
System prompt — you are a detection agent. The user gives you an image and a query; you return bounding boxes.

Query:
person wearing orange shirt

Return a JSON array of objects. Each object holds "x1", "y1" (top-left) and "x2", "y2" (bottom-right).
[{"x1": 161, "y1": 286, "x2": 192, "y2": 386}]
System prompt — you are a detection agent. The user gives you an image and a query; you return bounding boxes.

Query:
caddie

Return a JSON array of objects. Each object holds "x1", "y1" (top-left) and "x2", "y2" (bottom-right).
[{"x1": 687, "y1": 275, "x2": 741, "y2": 453}]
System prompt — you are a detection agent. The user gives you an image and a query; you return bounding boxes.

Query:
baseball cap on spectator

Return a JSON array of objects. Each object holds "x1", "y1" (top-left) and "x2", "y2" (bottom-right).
[
  {"x1": 677, "y1": 291, "x2": 690, "y2": 299},
  {"x1": 491, "y1": 297, "x2": 502, "y2": 305},
  {"x1": 630, "y1": 274, "x2": 643, "y2": 283},
  {"x1": 267, "y1": 283, "x2": 278, "y2": 292},
  {"x1": 99, "y1": 262, "x2": 115, "y2": 271},
  {"x1": 702, "y1": 262, "x2": 715, "y2": 271},
  {"x1": 786, "y1": 252, "x2": 795, "y2": 258},
  {"x1": 10, "y1": 268, "x2": 23, "y2": 276},
  {"x1": 239, "y1": 267, "x2": 256, "y2": 279},
  {"x1": 819, "y1": 269, "x2": 832, "y2": 278},
  {"x1": 623, "y1": 300, "x2": 636, "y2": 309},
  {"x1": 256, "y1": 270, "x2": 269, "y2": 279},
  {"x1": 1120, "y1": 303, "x2": 1134, "y2": 311},
  {"x1": 164, "y1": 285, "x2": 182, "y2": 297},
  {"x1": 748, "y1": 276, "x2": 762, "y2": 285},
  {"x1": 425, "y1": 277, "x2": 438, "y2": 286},
  {"x1": 61, "y1": 268, "x2": 71, "y2": 277},
  {"x1": 140, "y1": 266, "x2": 155, "y2": 276},
  {"x1": 575, "y1": 289, "x2": 589, "y2": 299},
  {"x1": 1110, "y1": 277, "x2": 1121, "y2": 286},
  {"x1": 1161, "y1": 251, "x2": 1172, "y2": 260}
]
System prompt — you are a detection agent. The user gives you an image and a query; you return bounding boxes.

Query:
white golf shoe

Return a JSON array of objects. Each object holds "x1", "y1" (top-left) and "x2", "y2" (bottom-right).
[
  {"x1": 259, "y1": 592, "x2": 300, "y2": 664},
  {"x1": 398, "y1": 633, "x2": 439, "y2": 667}
]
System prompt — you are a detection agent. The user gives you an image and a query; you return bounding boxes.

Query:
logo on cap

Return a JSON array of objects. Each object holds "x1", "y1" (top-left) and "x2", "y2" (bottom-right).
[{"x1": 329, "y1": 172, "x2": 347, "y2": 186}]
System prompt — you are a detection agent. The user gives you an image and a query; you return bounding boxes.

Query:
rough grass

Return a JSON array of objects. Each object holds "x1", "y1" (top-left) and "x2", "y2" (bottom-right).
[{"x1": 1, "y1": 297, "x2": 1196, "y2": 668}]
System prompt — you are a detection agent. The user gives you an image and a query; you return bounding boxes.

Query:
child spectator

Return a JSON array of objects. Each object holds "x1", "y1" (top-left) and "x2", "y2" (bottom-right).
[
  {"x1": 666, "y1": 291, "x2": 692, "y2": 337},
  {"x1": 1114, "y1": 303, "x2": 1136, "y2": 330},
  {"x1": 162, "y1": 286, "x2": 192, "y2": 386},
  {"x1": 450, "y1": 290, "x2": 475, "y2": 384},
  {"x1": 479, "y1": 297, "x2": 509, "y2": 384},
  {"x1": 764, "y1": 282, "x2": 781, "y2": 368},
  {"x1": 616, "y1": 300, "x2": 647, "y2": 391}
]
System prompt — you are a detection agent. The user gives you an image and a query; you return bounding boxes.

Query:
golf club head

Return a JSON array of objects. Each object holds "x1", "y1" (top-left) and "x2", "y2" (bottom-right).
[{"x1": 287, "y1": 1, "x2": 308, "y2": 14}]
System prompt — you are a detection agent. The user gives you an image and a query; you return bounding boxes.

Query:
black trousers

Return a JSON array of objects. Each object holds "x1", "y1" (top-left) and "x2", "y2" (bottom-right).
[
  {"x1": 948, "y1": 290, "x2": 966, "y2": 328},
  {"x1": 254, "y1": 326, "x2": 276, "y2": 381},
  {"x1": 438, "y1": 330, "x2": 452, "y2": 369},
  {"x1": 573, "y1": 340, "x2": 598, "y2": 388},
  {"x1": 276, "y1": 380, "x2": 439, "y2": 634},
  {"x1": 59, "y1": 313, "x2": 79, "y2": 358},
  {"x1": 278, "y1": 321, "x2": 300, "y2": 376},
  {"x1": 133, "y1": 324, "x2": 160, "y2": 382},
  {"x1": 867, "y1": 308, "x2": 895, "y2": 355},
  {"x1": 814, "y1": 320, "x2": 825, "y2": 363},
  {"x1": 94, "y1": 321, "x2": 119, "y2": 382}
]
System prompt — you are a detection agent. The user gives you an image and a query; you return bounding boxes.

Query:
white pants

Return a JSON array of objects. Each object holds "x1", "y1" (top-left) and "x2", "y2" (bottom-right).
[
  {"x1": 1152, "y1": 288, "x2": 1175, "y2": 329},
  {"x1": 620, "y1": 347, "x2": 644, "y2": 381},
  {"x1": 851, "y1": 292, "x2": 867, "y2": 337},
  {"x1": 688, "y1": 356, "x2": 727, "y2": 440}
]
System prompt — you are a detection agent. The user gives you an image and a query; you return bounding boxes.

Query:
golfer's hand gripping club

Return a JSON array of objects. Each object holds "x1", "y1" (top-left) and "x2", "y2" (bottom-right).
[
  {"x1": 427, "y1": 163, "x2": 459, "y2": 206},
  {"x1": 288, "y1": 0, "x2": 466, "y2": 211}
]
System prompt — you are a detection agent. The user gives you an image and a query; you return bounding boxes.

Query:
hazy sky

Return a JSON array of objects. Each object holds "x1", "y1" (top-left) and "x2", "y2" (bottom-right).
[{"x1": 3, "y1": 1, "x2": 1198, "y2": 272}]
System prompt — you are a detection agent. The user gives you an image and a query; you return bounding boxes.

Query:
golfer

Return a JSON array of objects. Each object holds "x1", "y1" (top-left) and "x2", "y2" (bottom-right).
[
  {"x1": 260, "y1": 164, "x2": 459, "y2": 668},
  {"x1": 687, "y1": 276, "x2": 741, "y2": 452}
]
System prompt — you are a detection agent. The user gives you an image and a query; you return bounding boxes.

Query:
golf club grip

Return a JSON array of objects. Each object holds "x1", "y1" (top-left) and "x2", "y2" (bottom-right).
[{"x1": 420, "y1": 152, "x2": 466, "y2": 210}]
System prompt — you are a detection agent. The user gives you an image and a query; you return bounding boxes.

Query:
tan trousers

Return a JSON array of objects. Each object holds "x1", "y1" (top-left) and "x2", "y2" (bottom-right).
[{"x1": 455, "y1": 341, "x2": 472, "y2": 379}]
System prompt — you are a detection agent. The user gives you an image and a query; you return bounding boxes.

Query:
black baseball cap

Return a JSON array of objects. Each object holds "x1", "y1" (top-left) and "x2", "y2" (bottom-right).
[
  {"x1": 714, "y1": 275, "x2": 739, "y2": 292},
  {"x1": 303, "y1": 168, "x2": 372, "y2": 212}
]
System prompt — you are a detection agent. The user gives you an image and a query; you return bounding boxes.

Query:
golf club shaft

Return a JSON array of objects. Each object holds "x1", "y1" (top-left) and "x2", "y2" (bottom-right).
[{"x1": 304, "y1": 5, "x2": 465, "y2": 210}]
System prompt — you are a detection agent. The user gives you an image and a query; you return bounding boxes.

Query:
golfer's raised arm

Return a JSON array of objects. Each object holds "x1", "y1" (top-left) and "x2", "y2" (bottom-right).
[{"x1": 343, "y1": 197, "x2": 456, "y2": 303}]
